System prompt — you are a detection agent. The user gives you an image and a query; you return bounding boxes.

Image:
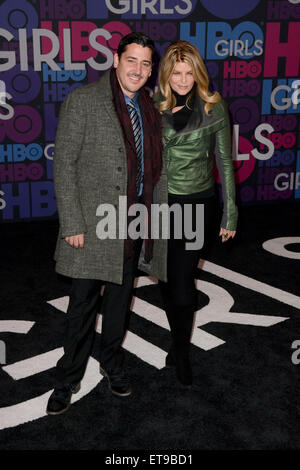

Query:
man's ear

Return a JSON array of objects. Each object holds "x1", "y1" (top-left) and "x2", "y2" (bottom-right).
[{"x1": 113, "y1": 53, "x2": 119, "y2": 69}]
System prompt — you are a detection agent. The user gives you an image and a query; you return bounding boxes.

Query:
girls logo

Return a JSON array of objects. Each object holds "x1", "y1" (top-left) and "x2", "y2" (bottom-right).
[
  {"x1": 200, "y1": 0, "x2": 260, "y2": 19},
  {"x1": 86, "y1": 0, "x2": 197, "y2": 19}
]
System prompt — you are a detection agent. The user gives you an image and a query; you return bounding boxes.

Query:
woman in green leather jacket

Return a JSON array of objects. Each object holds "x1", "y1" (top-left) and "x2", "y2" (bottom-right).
[{"x1": 157, "y1": 40, "x2": 238, "y2": 389}]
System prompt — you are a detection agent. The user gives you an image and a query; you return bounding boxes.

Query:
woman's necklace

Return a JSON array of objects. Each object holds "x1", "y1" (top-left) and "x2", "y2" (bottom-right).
[{"x1": 171, "y1": 88, "x2": 193, "y2": 113}]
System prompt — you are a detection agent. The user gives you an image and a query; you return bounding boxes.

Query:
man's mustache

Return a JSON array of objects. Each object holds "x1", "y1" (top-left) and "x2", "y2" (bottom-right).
[{"x1": 128, "y1": 73, "x2": 143, "y2": 79}]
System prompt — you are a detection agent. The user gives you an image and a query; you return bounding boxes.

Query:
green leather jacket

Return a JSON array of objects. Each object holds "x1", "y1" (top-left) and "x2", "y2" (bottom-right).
[{"x1": 160, "y1": 94, "x2": 238, "y2": 231}]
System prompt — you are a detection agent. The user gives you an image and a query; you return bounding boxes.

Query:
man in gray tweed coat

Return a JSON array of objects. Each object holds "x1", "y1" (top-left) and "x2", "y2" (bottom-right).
[{"x1": 47, "y1": 33, "x2": 167, "y2": 415}]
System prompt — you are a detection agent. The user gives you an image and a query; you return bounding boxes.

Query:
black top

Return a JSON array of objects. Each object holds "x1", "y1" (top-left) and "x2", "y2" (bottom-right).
[{"x1": 171, "y1": 88, "x2": 195, "y2": 132}]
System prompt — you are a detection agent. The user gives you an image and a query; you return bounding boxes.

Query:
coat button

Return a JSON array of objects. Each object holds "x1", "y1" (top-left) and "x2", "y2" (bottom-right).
[
  {"x1": 116, "y1": 185, "x2": 120, "y2": 190},
  {"x1": 118, "y1": 147, "x2": 123, "y2": 152},
  {"x1": 117, "y1": 167, "x2": 122, "y2": 172}
]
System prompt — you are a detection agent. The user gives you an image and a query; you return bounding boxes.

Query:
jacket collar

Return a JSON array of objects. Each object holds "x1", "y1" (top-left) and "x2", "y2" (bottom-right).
[
  {"x1": 161, "y1": 93, "x2": 224, "y2": 137},
  {"x1": 96, "y1": 69, "x2": 114, "y2": 102}
]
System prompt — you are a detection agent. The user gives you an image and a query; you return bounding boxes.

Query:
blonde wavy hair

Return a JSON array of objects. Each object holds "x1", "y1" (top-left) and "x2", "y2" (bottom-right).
[{"x1": 157, "y1": 40, "x2": 221, "y2": 115}]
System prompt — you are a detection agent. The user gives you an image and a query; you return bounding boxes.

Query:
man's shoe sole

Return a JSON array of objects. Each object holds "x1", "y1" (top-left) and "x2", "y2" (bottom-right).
[
  {"x1": 100, "y1": 367, "x2": 132, "y2": 397},
  {"x1": 46, "y1": 404, "x2": 71, "y2": 416},
  {"x1": 46, "y1": 383, "x2": 81, "y2": 415}
]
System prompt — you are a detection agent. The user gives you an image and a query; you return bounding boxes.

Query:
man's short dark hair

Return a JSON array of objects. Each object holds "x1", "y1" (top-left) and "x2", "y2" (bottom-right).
[{"x1": 117, "y1": 32, "x2": 155, "y2": 60}]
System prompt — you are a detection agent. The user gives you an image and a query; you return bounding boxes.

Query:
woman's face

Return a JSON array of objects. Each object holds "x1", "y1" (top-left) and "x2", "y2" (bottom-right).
[{"x1": 169, "y1": 61, "x2": 195, "y2": 95}]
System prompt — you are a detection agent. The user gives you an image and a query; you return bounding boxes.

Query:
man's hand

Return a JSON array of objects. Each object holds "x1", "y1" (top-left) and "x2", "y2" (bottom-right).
[
  {"x1": 219, "y1": 227, "x2": 236, "y2": 243},
  {"x1": 65, "y1": 234, "x2": 85, "y2": 248}
]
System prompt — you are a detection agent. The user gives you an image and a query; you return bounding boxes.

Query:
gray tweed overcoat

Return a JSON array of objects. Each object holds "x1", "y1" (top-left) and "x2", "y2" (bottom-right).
[{"x1": 53, "y1": 71, "x2": 168, "y2": 284}]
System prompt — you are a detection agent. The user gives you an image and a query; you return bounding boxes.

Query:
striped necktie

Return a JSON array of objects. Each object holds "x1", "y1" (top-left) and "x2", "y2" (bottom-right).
[{"x1": 127, "y1": 98, "x2": 143, "y2": 193}]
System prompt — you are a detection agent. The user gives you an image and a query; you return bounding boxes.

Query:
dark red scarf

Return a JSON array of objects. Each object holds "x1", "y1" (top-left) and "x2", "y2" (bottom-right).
[{"x1": 110, "y1": 68, "x2": 162, "y2": 262}]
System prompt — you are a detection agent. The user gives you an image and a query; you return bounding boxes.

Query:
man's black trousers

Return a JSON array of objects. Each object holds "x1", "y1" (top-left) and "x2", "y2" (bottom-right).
[{"x1": 54, "y1": 243, "x2": 142, "y2": 387}]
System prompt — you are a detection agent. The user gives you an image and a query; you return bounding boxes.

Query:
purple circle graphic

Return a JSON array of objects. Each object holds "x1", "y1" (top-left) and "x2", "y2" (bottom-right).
[
  {"x1": 6, "y1": 105, "x2": 42, "y2": 143},
  {"x1": 229, "y1": 99, "x2": 259, "y2": 133},
  {"x1": 14, "y1": 115, "x2": 32, "y2": 134},
  {"x1": 200, "y1": 0, "x2": 260, "y2": 19},
  {"x1": 8, "y1": 9, "x2": 28, "y2": 29},
  {"x1": 0, "y1": 0, "x2": 38, "y2": 38},
  {"x1": 5, "y1": 66, "x2": 41, "y2": 103},
  {"x1": 13, "y1": 75, "x2": 31, "y2": 94}
]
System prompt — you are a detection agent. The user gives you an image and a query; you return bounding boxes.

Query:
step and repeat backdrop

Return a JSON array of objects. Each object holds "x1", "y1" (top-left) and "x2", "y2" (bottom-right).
[{"x1": 0, "y1": 0, "x2": 299, "y2": 222}]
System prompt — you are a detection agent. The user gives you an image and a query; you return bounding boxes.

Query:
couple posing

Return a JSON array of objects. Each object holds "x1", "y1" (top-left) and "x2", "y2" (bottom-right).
[{"x1": 47, "y1": 33, "x2": 237, "y2": 415}]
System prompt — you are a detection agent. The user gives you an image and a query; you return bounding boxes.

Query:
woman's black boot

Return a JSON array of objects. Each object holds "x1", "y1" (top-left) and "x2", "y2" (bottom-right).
[{"x1": 164, "y1": 304, "x2": 195, "y2": 388}]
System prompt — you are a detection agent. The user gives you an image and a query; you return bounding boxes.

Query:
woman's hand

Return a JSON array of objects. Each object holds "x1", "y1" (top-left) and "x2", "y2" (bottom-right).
[{"x1": 219, "y1": 227, "x2": 236, "y2": 243}]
